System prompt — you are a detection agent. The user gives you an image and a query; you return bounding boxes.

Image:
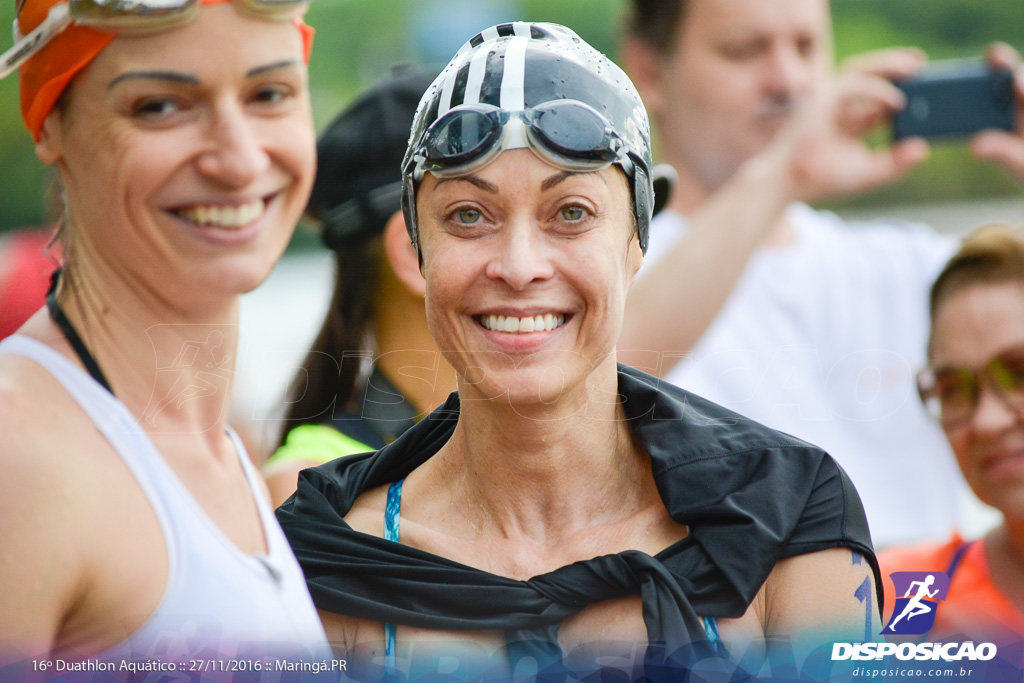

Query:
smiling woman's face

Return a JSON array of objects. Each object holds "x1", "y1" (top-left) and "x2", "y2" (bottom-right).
[
  {"x1": 416, "y1": 149, "x2": 642, "y2": 408},
  {"x1": 36, "y1": 3, "x2": 316, "y2": 303}
]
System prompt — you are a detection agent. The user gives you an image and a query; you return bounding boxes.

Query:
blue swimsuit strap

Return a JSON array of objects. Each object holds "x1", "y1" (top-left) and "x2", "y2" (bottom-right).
[
  {"x1": 704, "y1": 615, "x2": 722, "y2": 652},
  {"x1": 382, "y1": 478, "x2": 725, "y2": 663},
  {"x1": 383, "y1": 480, "x2": 404, "y2": 673}
]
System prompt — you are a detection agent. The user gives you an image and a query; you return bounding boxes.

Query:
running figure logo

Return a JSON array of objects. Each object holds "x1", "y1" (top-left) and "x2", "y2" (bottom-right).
[{"x1": 881, "y1": 571, "x2": 951, "y2": 635}]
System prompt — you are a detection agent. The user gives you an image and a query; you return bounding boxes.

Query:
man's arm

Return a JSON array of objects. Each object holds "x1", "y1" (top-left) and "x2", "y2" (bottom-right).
[{"x1": 620, "y1": 50, "x2": 929, "y2": 375}]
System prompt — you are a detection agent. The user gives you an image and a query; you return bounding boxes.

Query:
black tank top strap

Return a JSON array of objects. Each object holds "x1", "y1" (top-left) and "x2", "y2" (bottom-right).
[{"x1": 45, "y1": 269, "x2": 114, "y2": 395}]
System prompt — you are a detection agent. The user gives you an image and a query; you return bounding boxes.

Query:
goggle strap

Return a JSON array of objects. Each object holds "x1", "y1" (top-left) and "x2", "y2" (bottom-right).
[
  {"x1": 1, "y1": 3, "x2": 71, "y2": 79},
  {"x1": 411, "y1": 153, "x2": 427, "y2": 182}
]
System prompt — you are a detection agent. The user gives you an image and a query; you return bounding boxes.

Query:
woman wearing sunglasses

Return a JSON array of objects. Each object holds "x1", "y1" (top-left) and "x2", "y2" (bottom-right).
[
  {"x1": 0, "y1": 0, "x2": 327, "y2": 665},
  {"x1": 881, "y1": 225, "x2": 1024, "y2": 640},
  {"x1": 279, "y1": 23, "x2": 880, "y2": 679}
]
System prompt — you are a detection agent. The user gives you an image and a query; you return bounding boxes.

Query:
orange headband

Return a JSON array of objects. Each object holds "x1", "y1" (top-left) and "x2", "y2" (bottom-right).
[{"x1": 18, "y1": 0, "x2": 314, "y2": 141}]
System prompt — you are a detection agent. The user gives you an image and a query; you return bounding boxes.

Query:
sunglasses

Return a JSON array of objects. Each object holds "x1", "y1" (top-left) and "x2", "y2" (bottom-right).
[
  {"x1": 407, "y1": 100, "x2": 637, "y2": 182},
  {"x1": 917, "y1": 344, "x2": 1024, "y2": 427},
  {"x1": 1, "y1": 0, "x2": 307, "y2": 80}
]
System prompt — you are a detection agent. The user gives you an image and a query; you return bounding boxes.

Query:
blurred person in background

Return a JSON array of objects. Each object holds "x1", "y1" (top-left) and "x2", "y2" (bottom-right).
[
  {"x1": 0, "y1": 0, "x2": 327, "y2": 665},
  {"x1": 0, "y1": 177, "x2": 64, "y2": 340},
  {"x1": 881, "y1": 224, "x2": 1024, "y2": 640},
  {"x1": 279, "y1": 22, "x2": 880, "y2": 680},
  {"x1": 0, "y1": 227, "x2": 57, "y2": 340},
  {"x1": 263, "y1": 67, "x2": 457, "y2": 507},
  {"x1": 619, "y1": 0, "x2": 1024, "y2": 548}
]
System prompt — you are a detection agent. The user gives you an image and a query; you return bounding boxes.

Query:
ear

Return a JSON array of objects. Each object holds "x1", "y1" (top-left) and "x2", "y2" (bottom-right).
[
  {"x1": 626, "y1": 233, "x2": 644, "y2": 288},
  {"x1": 35, "y1": 108, "x2": 66, "y2": 165},
  {"x1": 382, "y1": 210, "x2": 426, "y2": 297},
  {"x1": 620, "y1": 37, "x2": 667, "y2": 120}
]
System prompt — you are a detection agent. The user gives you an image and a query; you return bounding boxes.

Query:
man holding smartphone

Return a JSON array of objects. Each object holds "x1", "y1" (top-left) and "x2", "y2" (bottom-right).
[{"x1": 618, "y1": 0, "x2": 1024, "y2": 549}]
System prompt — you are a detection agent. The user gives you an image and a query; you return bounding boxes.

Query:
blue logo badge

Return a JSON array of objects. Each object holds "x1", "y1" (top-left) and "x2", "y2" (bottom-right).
[{"x1": 881, "y1": 571, "x2": 950, "y2": 635}]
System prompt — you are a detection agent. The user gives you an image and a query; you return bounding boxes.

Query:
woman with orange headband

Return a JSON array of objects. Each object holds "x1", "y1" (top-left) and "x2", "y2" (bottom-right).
[{"x1": 0, "y1": 0, "x2": 327, "y2": 666}]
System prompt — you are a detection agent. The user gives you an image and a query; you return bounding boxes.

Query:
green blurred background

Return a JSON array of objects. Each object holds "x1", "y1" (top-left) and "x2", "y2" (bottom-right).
[{"x1": 0, "y1": 0, "x2": 1020, "y2": 240}]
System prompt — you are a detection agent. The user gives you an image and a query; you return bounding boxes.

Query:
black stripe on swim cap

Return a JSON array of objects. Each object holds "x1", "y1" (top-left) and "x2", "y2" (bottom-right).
[
  {"x1": 479, "y1": 48, "x2": 507, "y2": 107},
  {"x1": 448, "y1": 61, "x2": 473, "y2": 110}
]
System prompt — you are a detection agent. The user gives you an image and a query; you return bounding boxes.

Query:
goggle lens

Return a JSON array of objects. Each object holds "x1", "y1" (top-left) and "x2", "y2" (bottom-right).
[
  {"x1": 532, "y1": 102, "x2": 613, "y2": 162},
  {"x1": 426, "y1": 108, "x2": 502, "y2": 166},
  {"x1": 68, "y1": 0, "x2": 198, "y2": 33}
]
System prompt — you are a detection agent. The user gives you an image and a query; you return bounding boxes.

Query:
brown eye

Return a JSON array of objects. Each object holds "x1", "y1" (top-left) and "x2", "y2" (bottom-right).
[
  {"x1": 932, "y1": 369, "x2": 975, "y2": 423},
  {"x1": 991, "y1": 350, "x2": 1024, "y2": 391},
  {"x1": 133, "y1": 98, "x2": 180, "y2": 118},
  {"x1": 796, "y1": 36, "x2": 817, "y2": 59},
  {"x1": 251, "y1": 84, "x2": 293, "y2": 106}
]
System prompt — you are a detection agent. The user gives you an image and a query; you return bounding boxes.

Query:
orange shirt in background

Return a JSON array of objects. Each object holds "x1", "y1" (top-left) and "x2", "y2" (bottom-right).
[{"x1": 879, "y1": 534, "x2": 1024, "y2": 641}]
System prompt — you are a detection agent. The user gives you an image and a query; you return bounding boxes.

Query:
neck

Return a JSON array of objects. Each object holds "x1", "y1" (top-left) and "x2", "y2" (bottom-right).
[
  {"x1": 984, "y1": 521, "x2": 1024, "y2": 611},
  {"x1": 666, "y1": 160, "x2": 714, "y2": 217},
  {"x1": 374, "y1": 272, "x2": 457, "y2": 415},
  {"x1": 431, "y1": 358, "x2": 653, "y2": 542},
  {"x1": 667, "y1": 153, "x2": 796, "y2": 248},
  {"x1": 991, "y1": 519, "x2": 1024, "y2": 567},
  {"x1": 54, "y1": 258, "x2": 239, "y2": 440}
]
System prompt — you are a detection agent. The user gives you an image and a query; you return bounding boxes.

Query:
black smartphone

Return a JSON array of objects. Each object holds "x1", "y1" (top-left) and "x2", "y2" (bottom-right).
[{"x1": 892, "y1": 60, "x2": 1016, "y2": 141}]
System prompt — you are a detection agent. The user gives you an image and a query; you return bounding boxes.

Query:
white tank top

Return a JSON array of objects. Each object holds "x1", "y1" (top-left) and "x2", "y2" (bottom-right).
[{"x1": 0, "y1": 335, "x2": 329, "y2": 662}]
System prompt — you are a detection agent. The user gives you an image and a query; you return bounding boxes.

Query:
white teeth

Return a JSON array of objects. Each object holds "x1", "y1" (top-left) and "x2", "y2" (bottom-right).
[
  {"x1": 177, "y1": 199, "x2": 265, "y2": 228},
  {"x1": 480, "y1": 313, "x2": 567, "y2": 334}
]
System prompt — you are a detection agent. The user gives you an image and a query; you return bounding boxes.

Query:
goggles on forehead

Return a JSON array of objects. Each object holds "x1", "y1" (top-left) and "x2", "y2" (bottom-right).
[
  {"x1": 1, "y1": 0, "x2": 306, "y2": 80},
  {"x1": 917, "y1": 344, "x2": 1024, "y2": 428},
  {"x1": 408, "y1": 100, "x2": 636, "y2": 182}
]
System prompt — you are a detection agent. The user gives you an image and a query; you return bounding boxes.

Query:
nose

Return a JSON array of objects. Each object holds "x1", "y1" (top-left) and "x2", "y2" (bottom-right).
[
  {"x1": 763, "y1": 42, "x2": 816, "y2": 100},
  {"x1": 484, "y1": 216, "x2": 555, "y2": 290},
  {"x1": 195, "y1": 98, "x2": 270, "y2": 188}
]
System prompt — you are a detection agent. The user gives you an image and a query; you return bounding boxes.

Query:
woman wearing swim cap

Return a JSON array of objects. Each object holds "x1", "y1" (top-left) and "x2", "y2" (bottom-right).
[
  {"x1": 0, "y1": 0, "x2": 326, "y2": 664},
  {"x1": 279, "y1": 22, "x2": 881, "y2": 679}
]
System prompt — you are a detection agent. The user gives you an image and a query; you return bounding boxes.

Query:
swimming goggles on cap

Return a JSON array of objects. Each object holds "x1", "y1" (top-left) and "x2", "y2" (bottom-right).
[
  {"x1": 1, "y1": 0, "x2": 307, "y2": 79},
  {"x1": 408, "y1": 100, "x2": 636, "y2": 182}
]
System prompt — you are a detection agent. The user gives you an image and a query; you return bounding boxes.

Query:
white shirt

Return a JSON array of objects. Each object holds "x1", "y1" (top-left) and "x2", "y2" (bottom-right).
[
  {"x1": 0, "y1": 335, "x2": 330, "y2": 663},
  {"x1": 639, "y1": 204, "x2": 979, "y2": 548}
]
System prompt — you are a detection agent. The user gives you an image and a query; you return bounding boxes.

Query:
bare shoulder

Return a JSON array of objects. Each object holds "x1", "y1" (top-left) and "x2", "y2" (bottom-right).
[
  {"x1": 762, "y1": 547, "x2": 879, "y2": 645},
  {"x1": 0, "y1": 348, "x2": 85, "y2": 476},
  {"x1": 265, "y1": 460, "x2": 313, "y2": 508},
  {"x1": 0, "y1": 351, "x2": 96, "y2": 658},
  {"x1": 342, "y1": 483, "x2": 390, "y2": 538}
]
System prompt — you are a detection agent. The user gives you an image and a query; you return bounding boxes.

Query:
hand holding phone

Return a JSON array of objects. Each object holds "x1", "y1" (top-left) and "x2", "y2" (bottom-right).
[{"x1": 892, "y1": 60, "x2": 1016, "y2": 141}]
